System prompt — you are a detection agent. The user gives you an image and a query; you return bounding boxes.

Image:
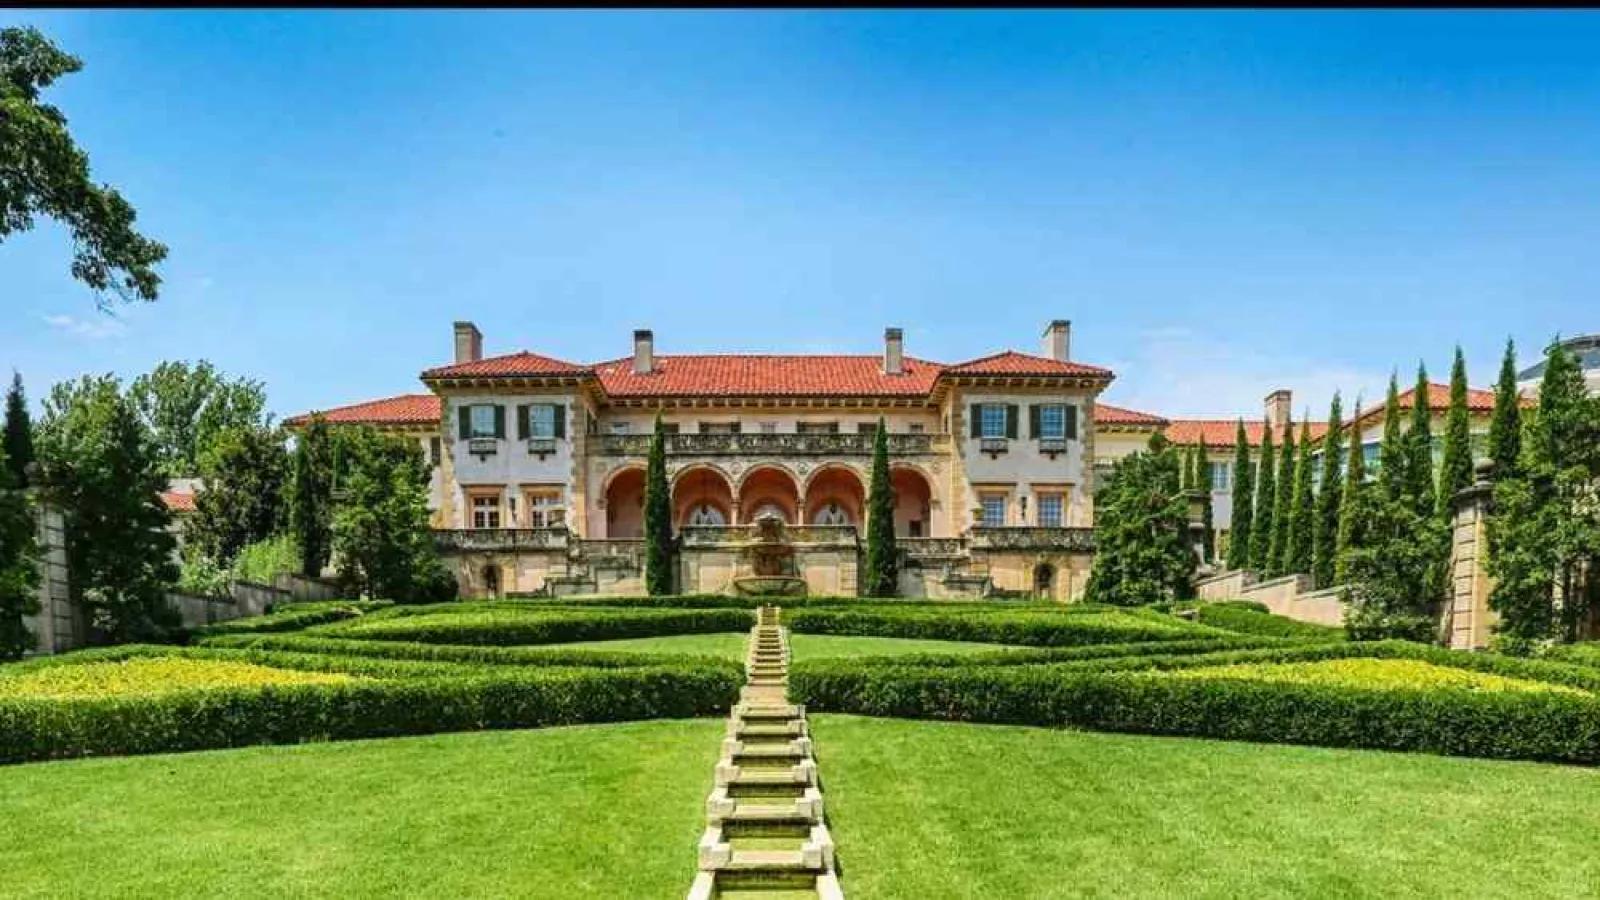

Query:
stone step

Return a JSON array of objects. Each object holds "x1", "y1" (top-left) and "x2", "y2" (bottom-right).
[
  {"x1": 733, "y1": 703, "x2": 803, "y2": 720},
  {"x1": 729, "y1": 720, "x2": 806, "y2": 738},
  {"x1": 725, "y1": 738, "x2": 811, "y2": 759},
  {"x1": 716, "y1": 759, "x2": 816, "y2": 787}
]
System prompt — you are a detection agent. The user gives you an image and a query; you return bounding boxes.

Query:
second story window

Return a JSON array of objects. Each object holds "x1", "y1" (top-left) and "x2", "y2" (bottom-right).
[
  {"x1": 908, "y1": 423, "x2": 926, "y2": 434},
  {"x1": 700, "y1": 422, "x2": 740, "y2": 435},
  {"x1": 609, "y1": 421, "x2": 631, "y2": 435},
  {"x1": 1208, "y1": 461, "x2": 1232, "y2": 492},
  {"x1": 528, "y1": 404, "x2": 556, "y2": 439},
  {"x1": 857, "y1": 422, "x2": 878, "y2": 436},
  {"x1": 980, "y1": 405, "x2": 1008, "y2": 439},
  {"x1": 428, "y1": 436, "x2": 442, "y2": 467},
  {"x1": 1037, "y1": 493, "x2": 1064, "y2": 527},
  {"x1": 979, "y1": 492, "x2": 1008, "y2": 528},
  {"x1": 797, "y1": 422, "x2": 839, "y2": 435},
  {"x1": 471, "y1": 494, "x2": 501, "y2": 529},
  {"x1": 468, "y1": 404, "x2": 500, "y2": 439},
  {"x1": 760, "y1": 422, "x2": 778, "y2": 434}
]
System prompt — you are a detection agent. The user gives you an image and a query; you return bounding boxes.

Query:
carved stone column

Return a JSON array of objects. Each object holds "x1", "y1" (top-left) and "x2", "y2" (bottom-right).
[{"x1": 1445, "y1": 461, "x2": 1496, "y2": 650}]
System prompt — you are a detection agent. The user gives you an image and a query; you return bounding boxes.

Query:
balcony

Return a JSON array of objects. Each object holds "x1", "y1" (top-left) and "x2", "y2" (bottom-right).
[
  {"x1": 969, "y1": 527, "x2": 1094, "y2": 553},
  {"x1": 678, "y1": 524, "x2": 860, "y2": 547},
  {"x1": 433, "y1": 528, "x2": 570, "y2": 553},
  {"x1": 593, "y1": 432, "x2": 947, "y2": 458}
]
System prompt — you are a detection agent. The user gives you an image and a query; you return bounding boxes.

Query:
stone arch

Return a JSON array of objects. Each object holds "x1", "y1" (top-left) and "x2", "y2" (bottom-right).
[
  {"x1": 737, "y1": 465, "x2": 803, "y2": 525},
  {"x1": 672, "y1": 464, "x2": 736, "y2": 528},
  {"x1": 602, "y1": 465, "x2": 647, "y2": 539},
  {"x1": 890, "y1": 464, "x2": 935, "y2": 538},
  {"x1": 802, "y1": 464, "x2": 866, "y2": 527}
]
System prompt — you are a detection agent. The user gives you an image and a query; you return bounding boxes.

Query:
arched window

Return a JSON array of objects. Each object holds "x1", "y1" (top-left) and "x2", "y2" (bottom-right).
[
  {"x1": 483, "y1": 565, "x2": 501, "y2": 598},
  {"x1": 687, "y1": 503, "x2": 727, "y2": 526},
  {"x1": 1033, "y1": 563, "x2": 1055, "y2": 598}
]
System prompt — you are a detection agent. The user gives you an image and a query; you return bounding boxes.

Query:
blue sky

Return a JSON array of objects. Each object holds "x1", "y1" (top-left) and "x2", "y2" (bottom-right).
[{"x1": 2, "y1": 11, "x2": 1597, "y2": 421}]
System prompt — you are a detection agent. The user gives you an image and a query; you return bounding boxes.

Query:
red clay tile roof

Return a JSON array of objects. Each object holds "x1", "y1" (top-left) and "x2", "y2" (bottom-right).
[
  {"x1": 1349, "y1": 383, "x2": 1514, "y2": 427},
  {"x1": 944, "y1": 351, "x2": 1113, "y2": 378},
  {"x1": 593, "y1": 355, "x2": 947, "y2": 398},
  {"x1": 1095, "y1": 403, "x2": 1168, "y2": 427},
  {"x1": 422, "y1": 352, "x2": 591, "y2": 380},
  {"x1": 284, "y1": 394, "x2": 442, "y2": 428},
  {"x1": 1166, "y1": 419, "x2": 1331, "y2": 449},
  {"x1": 159, "y1": 491, "x2": 196, "y2": 513}
]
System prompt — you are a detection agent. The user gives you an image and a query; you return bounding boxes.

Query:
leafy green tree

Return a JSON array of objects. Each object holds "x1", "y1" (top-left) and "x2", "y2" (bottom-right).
[
  {"x1": 1334, "y1": 396, "x2": 1367, "y2": 584},
  {"x1": 1267, "y1": 410, "x2": 1296, "y2": 576},
  {"x1": 1087, "y1": 433, "x2": 1195, "y2": 605},
  {"x1": 289, "y1": 416, "x2": 334, "y2": 578},
  {"x1": 1437, "y1": 347, "x2": 1474, "y2": 518},
  {"x1": 330, "y1": 427, "x2": 447, "y2": 603},
  {"x1": 1486, "y1": 339, "x2": 1600, "y2": 647},
  {"x1": 0, "y1": 440, "x2": 40, "y2": 659},
  {"x1": 1, "y1": 26, "x2": 167, "y2": 304},
  {"x1": 1248, "y1": 419, "x2": 1276, "y2": 572},
  {"x1": 1488, "y1": 338, "x2": 1522, "y2": 480},
  {"x1": 36, "y1": 375, "x2": 178, "y2": 643},
  {"x1": 129, "y1": 361, "x2": 270, "y2": 478},
  {"x1": 862, "y1": 416, "x2": 899, "y2": 597},
  {"x1": 1285, "y1": 418, "x2": 1315, "y2": 574},
  {"x1": 1226, "y1": 420, "x2": 1253, "y2": 570},
  {"x1": 3, "y1": 372, "x2": 33, "y2": 488},
  {"x1": 643, "y1": 415, "x2": 674, "y2": 595},
  {"x1": 1195, "y1": 439, "x2": 1214, "y2": 563},
  {"x1": 191, "y1": 426, "x2": 289, "y2": 564},
  {"x1": 1312, "y1": 393, "x2": 1344, "y2": 588}
]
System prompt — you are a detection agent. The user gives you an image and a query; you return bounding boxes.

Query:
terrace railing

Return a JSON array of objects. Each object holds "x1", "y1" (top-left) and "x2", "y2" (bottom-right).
[
  {"x1": 592, "y1": 432, "x2": 948, "y2": 458},
  {"x1": 433, "y1": 528, "x2": 570, "y2": 553},
  {"x1": 969, "y1": 526, "x2": 1095, "y2": 552}
]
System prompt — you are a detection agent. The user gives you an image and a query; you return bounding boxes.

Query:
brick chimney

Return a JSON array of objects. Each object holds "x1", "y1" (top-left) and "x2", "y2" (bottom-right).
[
  {"x1": 883, "y1": 327, "x2": 904, "y2": 375},
  {"x1": 1264, "y1": 389, "x2": 1292, "y2": 433},
  {"x1": 1042, "y1": 319, "x2": 1071, "y2": 362},
  {"x1": 633, "y1": 329, "x2": 655, "y2": 375},
  {"x1": 453, "y1": 321, "x2": 482, "y2": 364}
]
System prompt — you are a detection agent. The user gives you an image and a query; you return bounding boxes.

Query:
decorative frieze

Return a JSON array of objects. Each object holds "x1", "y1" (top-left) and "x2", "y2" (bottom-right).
[{"x1": 593, "y1": 432, "x2": 947, "y2": 457}]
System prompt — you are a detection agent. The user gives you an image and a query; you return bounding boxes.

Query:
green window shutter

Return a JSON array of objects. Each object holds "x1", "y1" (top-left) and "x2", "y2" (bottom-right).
[
  {"x1": 516, "y1": 405, "x2": 530, "y2": 441},
  {"x1": 1005, "y1": 404, "x2": 1019, "y2": 439},
  {"x1": 1028, "y1": 404, "x2": 1040, "y2": 439},
  {"x1": 553, "y1": 404, "x2": 566, "y2": 439},
  {"x1": 458, "y1": 406, "x2": 471, "y2": 440},
  {"x1": 493, "y1": 405, "x2": 506, "y2": 439},
  {"x1": 970, "y1": 405, "x2": 982, "y2": 438},
  {"x1": 1065, "y1": 404, "x2": 1078, "y2": 439}
]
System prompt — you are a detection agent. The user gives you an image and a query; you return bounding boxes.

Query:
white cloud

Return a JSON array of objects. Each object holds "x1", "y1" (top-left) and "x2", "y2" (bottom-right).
[
  {"x1": 40, "y1": 312, "x2": 127, "y2": 341},
  {"x1": 1104, "y1": 327, "x2": 1390, "y2": 421}
]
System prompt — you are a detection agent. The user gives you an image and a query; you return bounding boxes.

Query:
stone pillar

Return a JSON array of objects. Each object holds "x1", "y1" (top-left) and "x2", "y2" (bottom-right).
[
  {"x1": 22, "y1": 501, "x2": 76, "y2": 655},
  {"x1": 1445, "y1": 465, "x2": 1496, "y2": 650}
]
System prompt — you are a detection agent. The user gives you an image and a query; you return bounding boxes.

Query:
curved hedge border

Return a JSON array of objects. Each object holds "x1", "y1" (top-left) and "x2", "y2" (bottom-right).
[
  {"x1": 0, "y1": 648, "x2": 742, "y2": 764},
  {"x1": 312, "y1": 606, "x2": 755, "y2": 646},
  {"x1": 200, "y1": 633, "x2": 745, "y2": 671},
  {"x1": 830, "y1": 635, "x2": 1290, "y2": 669},
  {"x1": 1193, "y1": 604, "x2": 1346, "y2": 641},
  {"x1": 189, "y1": 601, "x2": 394, "y2": 639},
  {"x1": 783, "y1": 607, "x2": 1222, "y2": 647}
]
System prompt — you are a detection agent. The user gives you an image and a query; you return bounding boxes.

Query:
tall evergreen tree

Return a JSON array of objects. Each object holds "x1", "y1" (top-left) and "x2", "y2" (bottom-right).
[
  {"x1": 1267, "y1": 410, "x2": 1295, "y2": 576},
  {"x1": 1406, "y1": 363, "x2": 1437, "y2": 522},
  {"x1": 1313, "y1": 393, "x2": 1344, "y2": 588},
  {"x1": 1226, "y1": 420, "x2": 1253, "y2": 570},
  {"x1": 862, "y1": 416, "x2": 899, "y2": 597},
  {"x1": 1086, "y1": 433, "x2": 1194, "y2": 605},
  {"x1": 0, "y1": 440, "x2": 41, "y2": 660},
  {"x1": 3, "y1": 373, "x2": 33, "y2": 489},
  {"x1": 1248, "y1": 419, "x2": 1277, "y2": 572},
  {"x1": 1334, "y1": 396, "x2": 1367, "y2": 584},
  {"x1": 643, "y1": 415, "x2": 674, "y2": 596},
  {"x1": 329, "y1": 426, "x2": 450, "y2": 603},
  {"x1": 192, "y1": 426, "x2": 290, "y2": 564},
  {"x1": 290, "y1": 415, "x2": 334, "y2": 578},
  {"x1": 1286, "y1": 417, "x2": 1315, "y2": 574},
  {"x1": 1377, "y1": 374, "x2": 1409, "y2": 498},
  {"x1": 1195, "y1": 439, "x2": 1214, "y2": 564},
  {"x1": 1487, "y1": 338, "x2": 1522, "y2": 480},
  {"x1": 1437, "y1": 346, "x2": 1474, "y2": 518}
]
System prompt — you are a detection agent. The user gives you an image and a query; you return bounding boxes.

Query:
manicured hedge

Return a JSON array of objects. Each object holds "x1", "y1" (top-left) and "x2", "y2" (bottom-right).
[
  {"x1": 783, "y1": 607, "x2": 1223, "y2": 647},
  {"x1": 832, "y1": 635, "x2": 1290, "y2": 669},
  {"x1": 501, "y1": 595, "x2": 1072, "y2": 612},
  {"x1": 1194, "y1": 604, "x2": 1347, "y2": 641},
  {"x1": 189, "y1": 601, "x2": 394, "y2": 639},
  {"x1": 200, "y1": 633, "x2": 746, "y2": 672},
  {"x1": 789, "y1": 644, "x2": 1600, "y2": 765},
  {"x1": 0, "y1": 655, "x2": 742, "y2": 764},
  {"x1": 1544, "y1": 642, "x2": 1600, "y2": 671},
  {"x1": 312, "y1": 606, "x2": 756, "y2": 646}
]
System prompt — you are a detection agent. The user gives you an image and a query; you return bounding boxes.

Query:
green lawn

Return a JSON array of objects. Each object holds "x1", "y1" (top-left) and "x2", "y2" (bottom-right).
[
  {"x1": 0, "y1": 720, "x2": 722, "y2": 899},
  {"x1": 813, "y1": 714, "x2": 1600, "y2": 899},
  {"x1": 536, "y1": 632, "x2": 1023, "y2": 661}
]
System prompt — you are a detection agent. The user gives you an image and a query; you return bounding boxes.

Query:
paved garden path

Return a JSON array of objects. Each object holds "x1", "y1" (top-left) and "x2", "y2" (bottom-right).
[{"x1": 688, "y1": 606, "x2": 844, "y2": 900}]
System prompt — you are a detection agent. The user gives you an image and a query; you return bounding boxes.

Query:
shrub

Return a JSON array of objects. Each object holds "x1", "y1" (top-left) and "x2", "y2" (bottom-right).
[
  {"x1": 231, "y1": 534, "x2": 302, "y2": 585},
  {"x1": 314, "y1": 606, "x2": 755, "y2": 646},
  {"x1": 1194, "y1": 604, "x2": 1346, "y2": 641},
  {"x1": 199, "y1": 633, "x2": 746, "y2": 672},
  {"x1": 783, "y1": 607, "x2": 1221, "y2": 647},
  {"x1": 0, "y1": 656, "x2": 354, "y2": 699},
  {"x1": 830, "y1": 636, "x2": 1289, "y2": 669},
  {"x1": 188, "y1": 600, "x2": 393, "y2": 639}
]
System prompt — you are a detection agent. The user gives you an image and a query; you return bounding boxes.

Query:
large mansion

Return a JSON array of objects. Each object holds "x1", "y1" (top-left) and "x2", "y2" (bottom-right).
[{"x1": 285, "y1": 322, "x2": 1573, "y2": 601}]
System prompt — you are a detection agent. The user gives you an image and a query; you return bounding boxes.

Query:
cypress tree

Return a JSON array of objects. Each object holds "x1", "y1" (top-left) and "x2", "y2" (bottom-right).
[
  {"x1": 3, "y1": 372, "x2": 33, "y2": 489},
  {"x1": 1377, "y1": 374, "x2": 1409, "y2": 501},
  {"x1": 1488, "y1": 338, "x2": 1522, "y2": 481},
  {"x1": 1437, "y1": 346, "x2": 1474, "y2": 518},
  {"x1": 1249, "y1": 419, "x2": 1276, "y2": 572},
  {"x1": 1267, "y1": 409, "x2": 1295, "y2": 576},
  {"x1": 643, "y1": 414, "x2": 674, "y2": 595},
  {"x1": 1334, "y1": 395, "x2": 1366, "y2": 584},
  {"x1": 1406, "y1": 363, "x2": 1436, "y2": 522},
  {"x1": 1286, "y1": 417, "x2": 1315, "y2": 574},
  {"x1": 862, "y1": 416, "x2": 898, "y2": 597},
  {"x1": 290, "y1": 415, "x2": 334, "y2": 578},
  {"x1": 0, "y1": 439, "x2": 41, "y2": 660},
  {"x1": 1196, "y1": 439, "x2": 1214, "y2": 564},
  {"x1": 1313, "y1": 393, "x2": 1344, "y2": 588},
  {"x1": 1226, "y1": 420, "x2": 1253, "y2": 570}
]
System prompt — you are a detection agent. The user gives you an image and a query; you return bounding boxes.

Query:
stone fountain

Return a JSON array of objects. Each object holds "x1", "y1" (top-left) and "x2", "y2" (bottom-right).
[{"x1": 731, "y1": 514, "x2": 808, "y2": 597}]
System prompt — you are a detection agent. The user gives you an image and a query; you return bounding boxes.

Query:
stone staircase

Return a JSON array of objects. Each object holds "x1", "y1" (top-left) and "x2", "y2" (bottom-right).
[{"x1": 688, "y1": 607, "x2": 844, "y2": 900}]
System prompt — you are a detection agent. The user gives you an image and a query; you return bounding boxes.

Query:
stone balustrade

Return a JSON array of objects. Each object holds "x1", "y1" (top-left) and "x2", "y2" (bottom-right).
[
  {"x1": 592, "y1": 431, "x2": 947, "y2": 457},
  {"x1": 969, "y1": 526, "x2": 1095, "y2": 552},
  {"x1": 432, "y1": 528, "x2": 571, "y2": 553}
]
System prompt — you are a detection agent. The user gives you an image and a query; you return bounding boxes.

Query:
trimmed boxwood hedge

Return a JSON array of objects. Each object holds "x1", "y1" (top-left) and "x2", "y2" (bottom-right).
[
  {"x1": 312, "y1": 606, "x2": 756, "y2": 646},
  {"x1": 189, "y1": 601, "x2": 394, "y2": 639},
  {"x1": 831, "y1": 636, "x2": 1290, "y2": 669},
  {"x1": 0, "y1": 649, "x2": 742, "y2": 764},
  {"x1": 789, "y1": 639, "x2": 1600, "y2": 764},
  {"x1": 783, "y1": 606, "x2": 1223, "y2": 647},
  {"x1": 200, "y1": 633, "x2": 745, "y2": 671},
  {"x1": 1193, "y1": 604, "x2": 1347, "y2": 641}
]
